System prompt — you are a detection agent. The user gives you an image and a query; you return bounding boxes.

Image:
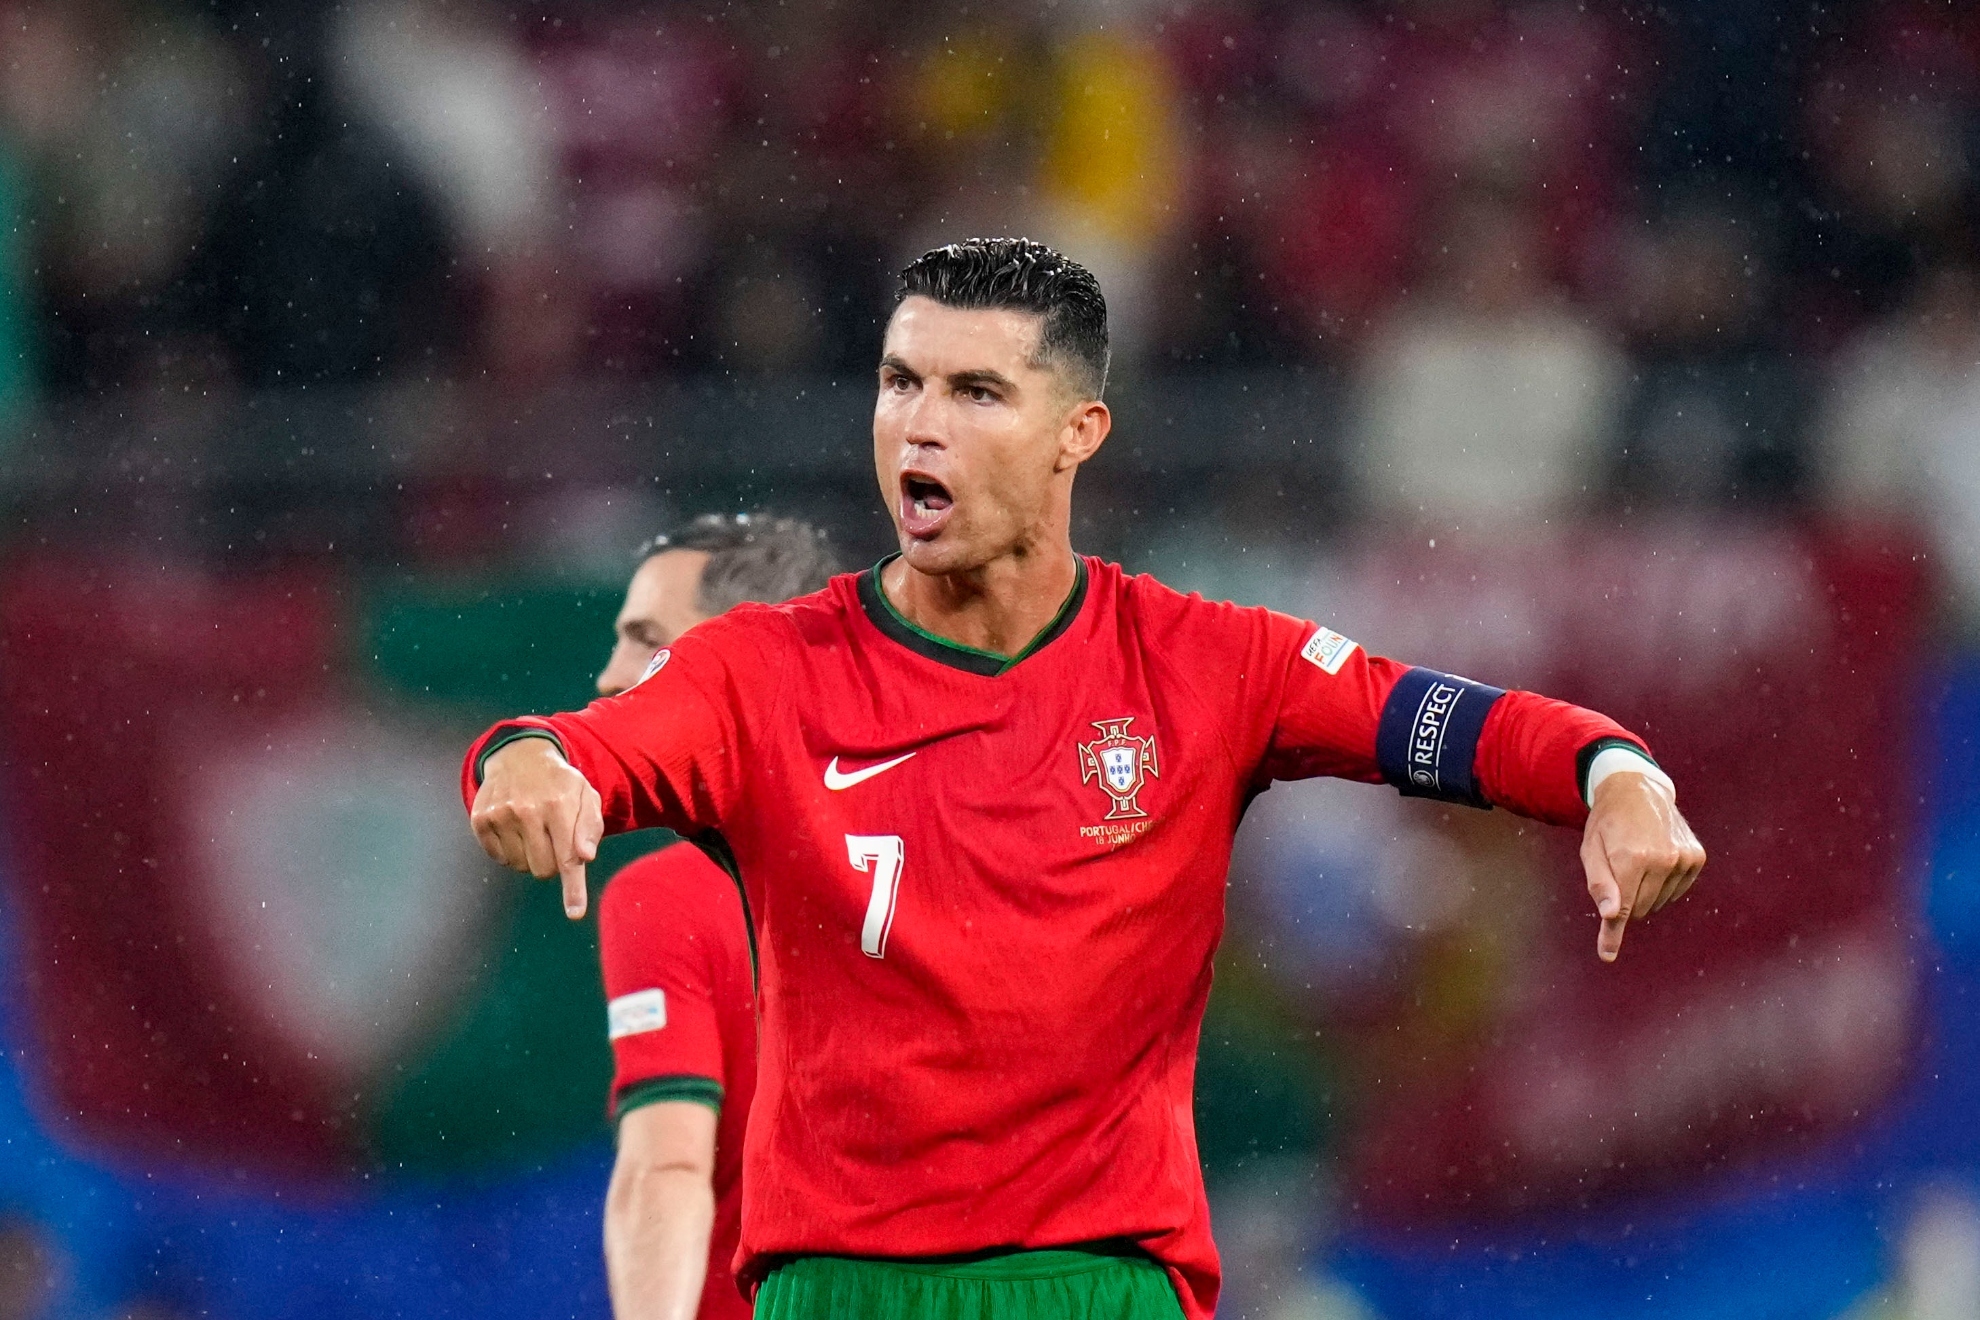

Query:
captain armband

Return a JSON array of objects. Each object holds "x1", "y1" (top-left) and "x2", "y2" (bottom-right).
[{"x1": 1375, "y1": 667, "x2": 1507, "y2": 809}]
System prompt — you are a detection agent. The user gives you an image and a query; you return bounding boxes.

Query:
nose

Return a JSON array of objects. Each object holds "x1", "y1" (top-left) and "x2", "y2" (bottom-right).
[
  {"x1": 899, "y1": 389, "x2": 947, "y2": 454},
  {"x1": 596, "y1": 646, "x2": 635, "y2": 697}
]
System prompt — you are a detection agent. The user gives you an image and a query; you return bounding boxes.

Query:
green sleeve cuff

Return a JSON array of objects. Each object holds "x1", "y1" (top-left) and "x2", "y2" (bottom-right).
[
  {"x1": 1575, "y1": 736, "x2": 1658, "y2": 802},
  {"x1": 474, "y1": 727, "x2": 566, "y2": 785},
  {"x1": 613, "y1": 1074, "x2": 724, "y2": 1126}
]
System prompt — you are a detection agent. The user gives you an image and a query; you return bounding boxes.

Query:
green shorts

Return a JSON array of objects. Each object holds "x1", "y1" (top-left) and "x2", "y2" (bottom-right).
[{"x1": 755, "y1": 1248, "x2": 1186, "y2": 1319}]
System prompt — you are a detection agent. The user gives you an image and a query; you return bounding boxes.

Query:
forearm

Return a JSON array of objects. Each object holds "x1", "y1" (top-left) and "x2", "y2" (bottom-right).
[
  {"x1": 465, "y1": 714, "x2": 623, "y2": 816},
  {"x1": 462, "y1": 711, "x2": 662, "y2": 836},
  {"x1": 462, "y1": 699, "x2": 731, "y2": 837},
  {"x1": 1473, "y1": 689, "x2": 1651, "y2": 827},
  {"x1": 604, "y1": 1161, "x2": 716, "y2": 1320}
]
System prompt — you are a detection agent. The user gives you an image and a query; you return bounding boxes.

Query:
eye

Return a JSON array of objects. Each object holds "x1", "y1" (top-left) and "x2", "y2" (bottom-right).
[
  {"x1": 882, "y1": 369, "x2": 917, "y2": 392},
  {"x1": 963, "y1": 384, "x2": 997, "y2": 403}
]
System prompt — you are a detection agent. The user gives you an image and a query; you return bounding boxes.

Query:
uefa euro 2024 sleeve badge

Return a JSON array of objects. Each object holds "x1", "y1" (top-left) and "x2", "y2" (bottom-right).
[{"x1": 1078, "y1": 717, "x2": 1160, "y2": 820}]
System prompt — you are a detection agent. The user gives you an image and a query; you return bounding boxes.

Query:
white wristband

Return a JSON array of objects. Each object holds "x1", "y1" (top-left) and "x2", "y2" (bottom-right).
[{"x1": 1585, "y1": 745, "x2": 1674, "y2": 807}]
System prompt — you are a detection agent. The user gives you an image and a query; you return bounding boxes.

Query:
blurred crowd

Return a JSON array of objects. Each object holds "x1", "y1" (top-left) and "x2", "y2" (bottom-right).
[
  {"x1": 3, "y1": 0, "x2": 1980, "y2": 603},
  {"x1": 7, "y1": 7, "x2": 1980, "y2": 1319}
]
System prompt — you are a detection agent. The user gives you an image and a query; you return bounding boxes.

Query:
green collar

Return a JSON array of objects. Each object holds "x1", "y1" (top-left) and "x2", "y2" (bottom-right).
[{"x1": 857, "y1": 555, "x2": 1089, "y2": 677}]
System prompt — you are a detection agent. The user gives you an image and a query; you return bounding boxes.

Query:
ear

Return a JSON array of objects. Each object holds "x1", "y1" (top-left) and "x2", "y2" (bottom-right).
[{"x1": 1054, "y1": 399, "x2": 1112, "y2": 472}]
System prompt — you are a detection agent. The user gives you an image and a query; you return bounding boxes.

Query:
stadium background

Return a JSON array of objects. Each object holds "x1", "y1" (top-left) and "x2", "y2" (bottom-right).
[{"x1": 0, "y1": 0, "x2": 1977, "y2": 1316}]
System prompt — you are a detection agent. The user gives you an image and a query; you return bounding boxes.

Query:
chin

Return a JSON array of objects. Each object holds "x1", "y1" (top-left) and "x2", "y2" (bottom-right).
[
  {"x1": 896, "y1": 536, "x2": 950, "y2": 570},
  {"x1": 897, "y1": 533, "x2": 976, "y2": 576}
]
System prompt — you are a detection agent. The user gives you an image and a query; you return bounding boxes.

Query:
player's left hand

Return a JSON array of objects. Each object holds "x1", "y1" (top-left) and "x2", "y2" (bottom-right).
[{"x1": 1579, "y1": 771, "x2": 1706, "y2": 963}]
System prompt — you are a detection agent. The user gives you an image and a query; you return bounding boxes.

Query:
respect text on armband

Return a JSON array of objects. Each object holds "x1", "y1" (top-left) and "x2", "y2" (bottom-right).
[{"x1": 1408, "y1": 681, "x2": 1465, "y2": 791}]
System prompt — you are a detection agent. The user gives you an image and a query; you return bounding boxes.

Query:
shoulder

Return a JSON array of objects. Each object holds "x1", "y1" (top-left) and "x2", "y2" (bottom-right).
[
  {"x1": 682, "y1": 574, "x2": 858, "y2": 655},
  {"x1": 1106, "y1": 561, "x2": 1304, "y2": 648},
  {"x1": 648, "y1": 582, "x2": 853, "y2": 694},
  {"x1": 775, "y1": 571, "x2": 864, "y2": 648},
  {"x1": 1106, "y1": 564, "x2": 1338, "y2": 716},
  {"x1": 609, "y1": 838, "x2": 732, "y2": 888},
  {"x1": 1109, "y1": 562, "x2": 1203, "y2": 619},
  {"x1": 601, "y1": 841, "x2": 743, "y2": 938}
]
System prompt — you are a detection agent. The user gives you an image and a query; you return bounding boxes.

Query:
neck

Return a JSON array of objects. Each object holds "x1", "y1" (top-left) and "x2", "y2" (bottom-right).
[{"x1": 881, "y1": 538, "x2": 1080, "y2": 659}]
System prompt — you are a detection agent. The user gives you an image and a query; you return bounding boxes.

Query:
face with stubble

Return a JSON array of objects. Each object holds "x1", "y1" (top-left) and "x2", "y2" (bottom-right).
[{"x1": 872, "y1": 296, "x2": 1110, "y2": 578}]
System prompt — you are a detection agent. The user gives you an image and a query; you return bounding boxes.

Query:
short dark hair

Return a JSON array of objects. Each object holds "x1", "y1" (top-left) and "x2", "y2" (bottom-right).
[
  {"x1": 637, "y1": 513, "x2": 839, "y2": 614},
  {"x1": 897, "y1": 238, "x2": 1110, "y2": 400}
]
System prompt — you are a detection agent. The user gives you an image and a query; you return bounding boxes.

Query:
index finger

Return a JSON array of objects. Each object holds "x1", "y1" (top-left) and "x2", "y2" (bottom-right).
[
  {"x1": 559, "y1": 858, "x2": 588, "y2": 921},
  {"x1": 1583, "y1": 837, "x2": 1629, "y2": 963},
  {"x1": 565, "y1": 785, "x2": 607, "y2": 920},
  {"x1": 1598, "y1": 907, "x2": 1629, "y2": 964},
  {"x1": 557, "y1": 783, "x2": 604, "y2": 920}
]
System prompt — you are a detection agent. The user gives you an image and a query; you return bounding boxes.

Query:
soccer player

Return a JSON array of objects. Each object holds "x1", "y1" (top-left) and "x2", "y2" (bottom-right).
[
  {"x1": 465, "y1": 239, "x2": 1706, "y2": 1320},
  {"x1": 592, "y1": 514, "x2": 839, "y2": 1320}
]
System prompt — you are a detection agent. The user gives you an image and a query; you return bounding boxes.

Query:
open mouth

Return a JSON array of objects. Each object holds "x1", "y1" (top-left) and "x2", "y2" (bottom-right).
[{"x1": 899, "y1": 473, "x2": 954, "y2": 539}]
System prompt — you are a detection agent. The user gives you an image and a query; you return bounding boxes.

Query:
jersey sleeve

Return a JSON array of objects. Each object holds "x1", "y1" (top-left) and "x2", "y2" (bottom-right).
[
  {"x1": 1252, "y1": 609, "x2": 1652, "y2": 827},
  {"x1": 597, "y1": 847, "x2": 732, "y2": 1118},
  {"x1": 459, "y1": 607, "x2": 788, "y2": 837}
]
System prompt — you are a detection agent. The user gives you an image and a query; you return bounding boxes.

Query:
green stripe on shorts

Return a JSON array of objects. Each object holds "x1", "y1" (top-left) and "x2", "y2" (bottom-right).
[{"x1": 755, "y1": 1248, "x2": 1186, "y2": 1319}]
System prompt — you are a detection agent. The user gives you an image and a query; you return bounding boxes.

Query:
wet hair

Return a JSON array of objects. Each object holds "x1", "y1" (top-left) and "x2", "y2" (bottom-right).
[
  {"x1": 897, "y1": 237, "x2": 1110, "y2": 400},
  {"x1": 636, "y1": 513, "x2": 840, "y2": 613}
]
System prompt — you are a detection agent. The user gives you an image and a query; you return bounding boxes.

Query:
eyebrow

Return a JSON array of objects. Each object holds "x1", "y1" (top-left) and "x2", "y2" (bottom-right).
[
  {"x1": 878, "y1": 356, "x2": 1019, "y2": 394},
  {"x1": 949, "y1": 368, "x2": 1017, "y2": 392}
]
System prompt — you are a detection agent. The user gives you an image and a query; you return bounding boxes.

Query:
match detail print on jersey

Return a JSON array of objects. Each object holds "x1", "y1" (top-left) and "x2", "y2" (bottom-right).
[
  {"x1": 1375, "y1": 666, "x2": 1506, "y2": 808},
  {"x1": 847, "y1": 834, "x2": 905, "y2": 958},
  {"x1": 1300, "y1": 627, "x2": 1359, "y2": 675},
  {"x1": 607, "y1": 988, "x2": 667, "y2": 1039},
  {"x1": 823, "y1": 752, "x2": 917, "y2": 790}
]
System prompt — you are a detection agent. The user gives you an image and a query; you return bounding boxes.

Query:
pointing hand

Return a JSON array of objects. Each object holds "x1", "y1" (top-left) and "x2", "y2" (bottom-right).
[
  {"x1": 1579, "y1": 770, "x2": 1706, "y2": 962},
  {"x1": 470, "y1": 737, "x2": 606, "y2": 919}
]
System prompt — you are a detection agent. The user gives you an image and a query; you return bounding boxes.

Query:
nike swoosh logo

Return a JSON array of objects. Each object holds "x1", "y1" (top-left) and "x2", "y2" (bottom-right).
[{"x1": 823, "y1": 752, "x2": 916, "y2": 791}]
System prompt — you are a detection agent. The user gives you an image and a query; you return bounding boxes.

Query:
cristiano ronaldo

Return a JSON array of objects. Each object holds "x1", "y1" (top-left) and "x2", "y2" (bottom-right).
[{"x1": 465, "y1": 238, "x2": 1706, "y2": 1319}]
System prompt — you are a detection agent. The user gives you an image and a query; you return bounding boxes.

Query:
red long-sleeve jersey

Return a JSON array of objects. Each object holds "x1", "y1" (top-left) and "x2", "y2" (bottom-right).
[{"x1": 464, "y1": 557, "x2": 1645, "y2": 1319}]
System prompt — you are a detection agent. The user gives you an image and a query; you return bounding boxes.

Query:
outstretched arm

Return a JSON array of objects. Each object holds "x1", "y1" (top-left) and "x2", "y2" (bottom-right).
[
  {"x1": 1254, "y1": 612, "x2": 1706, "y2": 962},
  {"x1": 460, "y1": 622, "x2": 758, "y2": 918},
  {"x1": 605, "y1": 1102, "x2": 719, "y2": 1320}
]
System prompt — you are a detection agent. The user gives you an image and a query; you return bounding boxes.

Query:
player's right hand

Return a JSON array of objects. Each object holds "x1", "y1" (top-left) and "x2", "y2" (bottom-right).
[{"x1": 470, "y1": 737, "x2": 605, "y2": 919}]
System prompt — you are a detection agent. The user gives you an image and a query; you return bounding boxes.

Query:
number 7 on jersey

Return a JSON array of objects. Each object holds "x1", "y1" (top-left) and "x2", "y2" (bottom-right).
[{"x1": 846, "y1": 834, "x2": 904, "y2": 958}]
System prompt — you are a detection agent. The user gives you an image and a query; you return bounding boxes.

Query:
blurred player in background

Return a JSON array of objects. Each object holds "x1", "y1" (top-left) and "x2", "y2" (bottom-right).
[
  {"x1": 467, "y1": 240, "x2": 1706, "y2": 1319},
  {"x1": 592, "y1": 514, "x2": 838, "y2": 1320}
]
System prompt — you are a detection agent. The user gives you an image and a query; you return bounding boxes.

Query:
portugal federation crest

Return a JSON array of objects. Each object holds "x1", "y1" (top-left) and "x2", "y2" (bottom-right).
[{"x1": 1078, "y1": 717, "x2": 1160, "y2": 820}]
